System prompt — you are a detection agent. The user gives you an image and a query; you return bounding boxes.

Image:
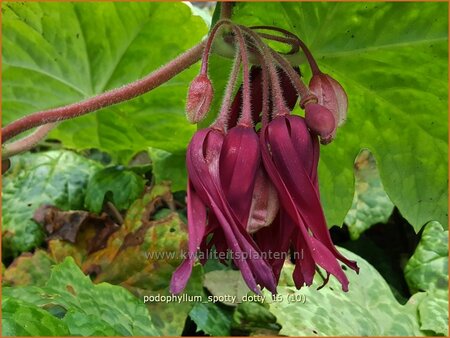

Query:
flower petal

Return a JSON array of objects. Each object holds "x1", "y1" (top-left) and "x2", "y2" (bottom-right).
[
  {"x1": 247, "y1": 166, "x2": 279, "y2": 234},
  {"x1": 186, "y1": 128, "x2": 277, "y2": 294},
  {"x1": 260, "y1": 120, "x2": 357, "y2": 290},
  {"x1": 265, "y1": 116, "x2": 358, "y2": 272},
  {"x1": 170, "y1": 180, "x2": 206, "y2": 294},
  {"x1": 254, "y1": 211, "x2": 293, "y2": 282}
]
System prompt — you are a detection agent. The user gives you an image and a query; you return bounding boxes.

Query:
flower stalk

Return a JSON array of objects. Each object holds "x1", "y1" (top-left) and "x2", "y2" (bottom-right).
[{"x1": 2, "y1": 41, "x2": 206, "y2": 145}]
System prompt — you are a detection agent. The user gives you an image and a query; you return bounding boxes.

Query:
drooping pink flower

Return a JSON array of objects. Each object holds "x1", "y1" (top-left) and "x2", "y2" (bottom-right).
[
  {"x1": 170, "y1": 127, "x2": 277, "y2": 295},
  {"x1": 260, "y1": 115, "x2": 359, "y2": 291}
]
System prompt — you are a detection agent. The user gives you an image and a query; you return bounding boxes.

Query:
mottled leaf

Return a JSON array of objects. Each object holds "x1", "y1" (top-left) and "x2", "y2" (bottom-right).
[
  {"x1": 404, "y1": 221, "x2": 448, "y2": 292},
  {"x1": 404, "y1": 221, "x2": 448, "y2": 335},
  {"x1": 231, "y1": 301, "x2": 281, "y2": 336},
  {"x1": 345, "y1": 149, "x2": 394, "y2": 239},
  {"x1": 2, "y1": 150, "x2": 100, "y2": 258},
  {"x1": 265, "y1": 247, "x2": 424, "y2": 336},
  {"x1": 46, "y1": 183, "x2": 203, "y2": 336},
  {"x1": 3, "y1": 250, "x2": 54, "y2": 287},
  {"x1": 204, "y1": 270, "x2": 250, "y2": 306},
  {"x1": 2, "y1": 297, "x2": 70, "y2": 336},
  {"x1": 418, "y1": 289, "x2": 448, "y2": 336},
  {"x1": 3, "y1": 257, "x2": 160, "y2": 336},
  {"x1": 189, "y1": 299, "x2": 233, "y2": 336},
  {"x1": 84, "y1": 166, "x2": 146, "y2": 213}
]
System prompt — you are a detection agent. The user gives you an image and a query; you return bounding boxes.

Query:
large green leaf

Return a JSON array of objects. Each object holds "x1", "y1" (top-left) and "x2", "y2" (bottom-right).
[
  {"x1": 2, "y1": 150, "x2": 100, "y2": 258},
  {"x1": 265, "y1": 247, "x2": 425, "y2": 336},
  {"x1": 231, "y1": 2, "x2": 448, "y2": 230},
  {"x1": 2, "y1": 297, "x2": 70, "y2": 336},
  {"x1": 2, "y1": 2, "x2": 208, "y2": 162},
  {"x1": 3, "y1": 257, "x2": 161, "y2": 336}
]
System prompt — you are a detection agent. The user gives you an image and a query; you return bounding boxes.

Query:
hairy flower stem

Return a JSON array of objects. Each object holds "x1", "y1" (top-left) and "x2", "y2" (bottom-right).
[
  {"x1": 250, "y1": 25, "x2": 318, "y2": 106},
  {"x1": 213, "y1": 25, "x2": 252, "y2": 129},
  {"x1": 255, "y1": 32, "x2": 300, "y2": 54},
  {"x1": 200, "y1": 19, "x2": 234, "y2": 75},
  {"x1": 213, "y1": 52, "x2": 241, "y2": 131},
  {"x1": 2, "y1": 123, "x2": 58, "y2": 159},
  {"x1": 233, "y1": 26, "x2": 253, "y2": 127},
  {"x1": 260, "y1": 58, "x2": 271, "y2": 127},
  {"x1": 2, "y1": 41, "x2": 205, "y2": 145},
  {"x1": 270, "y1": 51, "x2": 317, "y2": 107},
  {"x1": 252, "y1": 26, "x2": 321, "y2": 74},
  {"x1": 238, "y1": 26, "x2": 290, "y2": 116}
]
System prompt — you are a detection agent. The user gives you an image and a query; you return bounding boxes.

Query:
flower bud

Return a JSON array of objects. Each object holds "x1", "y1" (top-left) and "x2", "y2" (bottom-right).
[
  {"x1": 185, "y1": 74, "x2": 213, "y2": 124},
  {"x1": 309, "y1": 73, "x2": 348, "y2": 127},
  {"x1": 304, "y1": 103, "x2": 336, "y2": 143}
]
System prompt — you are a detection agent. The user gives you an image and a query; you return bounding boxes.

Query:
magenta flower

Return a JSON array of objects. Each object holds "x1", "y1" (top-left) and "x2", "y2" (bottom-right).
[
  {"x1": 170, "y1": 127, "x2": 277, "y2": 295},
  {"x1": 172, "y1": 22, "x2": 357, "y2": 295},
  {"x1": 260, "y1": 115, "x2": 359, "y2": 290}
]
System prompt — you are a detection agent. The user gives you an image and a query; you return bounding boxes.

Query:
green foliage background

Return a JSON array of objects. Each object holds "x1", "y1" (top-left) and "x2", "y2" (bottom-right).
[{"x1": 1, "y1": 2, "x2": 448, "y2": 337}]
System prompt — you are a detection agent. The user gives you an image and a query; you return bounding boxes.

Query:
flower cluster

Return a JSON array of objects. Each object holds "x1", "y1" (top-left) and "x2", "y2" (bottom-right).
[{"x1": 171, "y1": 22, "x2": 358, "y2": 295}]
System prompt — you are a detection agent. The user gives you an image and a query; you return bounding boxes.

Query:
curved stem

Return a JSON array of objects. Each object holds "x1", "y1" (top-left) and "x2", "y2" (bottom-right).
[
  {"x1": 213, "y1": 25, "x2": 252, "y2": 129},
  {"x1": 200, "y1": 19, "x2": 233, "y2": 75},
  {"x1": 270, "y1": 51, "x2": 317, "y2": 107},
  {"x1": 212, "y1": 50, "x2": 241, "y2": 132},
  {"x1": 252, "y1": 25, "x2": 321, "y2": 74},
  {"x1": 2, "y1": 123, "x2": 58, "y2": 159},
  {"x1": 2, "y1": 41, "x2": 205, "y2": 143},
  {"x1": 255, "y1": 32, "x2": 300, "y2": 54},
  {"x1": 238, "y1": 25, "x2": 289, "y2": 117},
  {"x1": 232, "y1": 26, "x2": 252, "y2": 127}
]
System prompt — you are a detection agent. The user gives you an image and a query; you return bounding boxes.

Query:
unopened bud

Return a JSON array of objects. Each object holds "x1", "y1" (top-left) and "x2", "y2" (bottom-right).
[
  {"x1": 309, "y1": 73, "x2": 348, "y2": 127},
  {"x1": 304, "y1": 103, "x2": 336, "y2": 144},
  {"x1": 185, "y1": 74, "x2": 213, "y2": 124}
]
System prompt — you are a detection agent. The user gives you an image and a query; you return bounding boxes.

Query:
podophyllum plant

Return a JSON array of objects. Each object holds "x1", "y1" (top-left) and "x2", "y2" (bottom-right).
[{"x1": 1, "y1": 4, "x2": 358, "y2": 294}]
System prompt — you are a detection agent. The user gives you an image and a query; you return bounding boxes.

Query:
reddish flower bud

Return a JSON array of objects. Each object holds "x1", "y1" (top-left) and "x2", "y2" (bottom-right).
[
  {"x1": 185, "y1": 74, "x2": 213, "y2": 124},
  {"x1": 304, "y1": 103, "x2": 336, "y2": 143},
  {"x1": 309, "y1": 73, "x2": 348, "y2": 127}
]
